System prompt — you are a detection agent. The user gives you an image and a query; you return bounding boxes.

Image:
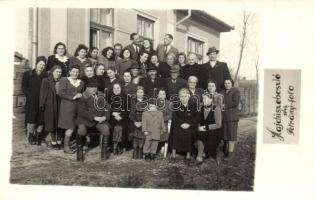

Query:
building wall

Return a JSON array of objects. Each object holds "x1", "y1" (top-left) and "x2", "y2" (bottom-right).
[
  {"x1": 67, "y1": 8, "x2": 89, "y2": 56},
  {"x1": 15, "y1": 8, "x2": 222, "y2": 64}
]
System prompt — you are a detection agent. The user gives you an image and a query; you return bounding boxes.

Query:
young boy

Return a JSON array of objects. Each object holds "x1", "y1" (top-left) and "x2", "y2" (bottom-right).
[{"x1": 142, "y1": 99, "x2": 166, "y2": 160}]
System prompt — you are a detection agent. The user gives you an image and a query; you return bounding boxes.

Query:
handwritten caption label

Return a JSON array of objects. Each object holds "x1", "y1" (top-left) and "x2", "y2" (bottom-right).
[{"x1": 263, "y1": 69, "x2": 301, "y2": 144}]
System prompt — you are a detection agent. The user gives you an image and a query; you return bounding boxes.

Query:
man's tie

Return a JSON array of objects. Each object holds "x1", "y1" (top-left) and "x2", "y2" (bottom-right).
[{"x1": 164, "y1": 45, "x2": 168, "y2": 57}]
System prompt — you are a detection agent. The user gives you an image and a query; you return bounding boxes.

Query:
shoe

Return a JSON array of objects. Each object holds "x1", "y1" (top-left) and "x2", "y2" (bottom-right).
[
  {"x1": 101, "y1": 135, "x2": 110, "y2": 161},
  {"x1": 144, "y1": 153, "x2": 150, "y2": 160},
  {"x1": 169, "y1": 156, "x2": 176, "y2": 163},
  {"x1": 76, "y1": 135, "x2": 85, "y2": 162},
  {"x1": 64, "y1": 135, "x2": 75, "y2": 154},
  {"x1": 150, "y1": 154, "x2": 156, "y2": 160},
  {"x1": 215, "y1": 157, "x2": 220, "y2": 166}
]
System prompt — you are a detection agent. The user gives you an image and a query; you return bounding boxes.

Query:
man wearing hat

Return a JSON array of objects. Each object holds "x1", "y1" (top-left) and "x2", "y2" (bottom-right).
[
  {"x1": 76, "y1": 79, "x2": 111, "y2": 162},
  {"x1": 164, "y1": 65, "x2": 187, "y2": 102},
  {"x1": 139, "y1": 63, "x2": 165, "y2": 98},
  {"x1": 130, "y1": 62, "x2": 143, "y2": 85},
  {"x1": 200, "y1": 46, "x2": 231, "y2": 92}
]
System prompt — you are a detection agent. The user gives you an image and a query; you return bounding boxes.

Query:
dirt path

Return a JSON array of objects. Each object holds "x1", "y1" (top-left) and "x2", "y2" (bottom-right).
[{"x1": 10, "y1": 117, "x2": 257, "y2": 190}]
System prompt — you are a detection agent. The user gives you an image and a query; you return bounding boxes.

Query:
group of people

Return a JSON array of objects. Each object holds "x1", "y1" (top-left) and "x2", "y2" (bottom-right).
[{"x1": 22, "y1": 32, "x2": 241, "y2": 165}]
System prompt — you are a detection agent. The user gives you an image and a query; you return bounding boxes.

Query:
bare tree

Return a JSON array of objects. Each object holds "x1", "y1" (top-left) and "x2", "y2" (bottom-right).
[{"x1": 234, "y1": 11, "x2": 253, "y2": 84}]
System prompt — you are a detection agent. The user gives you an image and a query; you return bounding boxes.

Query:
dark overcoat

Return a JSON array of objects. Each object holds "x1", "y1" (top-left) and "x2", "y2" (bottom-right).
[
  {"x1": 46, "y1": 55, "x2": 70, "y2": 77},
  {"x1": 222, "y1": 87, "x2": 240, "y2": 122},
  {"x1": 22, "y1": 69, "x2": 47, "y2": 124},
  {"x1": 164, "y1": 77, "x2": 187, "y2": 101},
  {"x1": 39, "y1": 76, "x2": 60, "y2": 132},
  {"x1": 171, "y1": 102, "x2": 200, "y2": 152},
  {"x1": 139, "y1": 77, "x2": 165, "y2": 98},
  {"x1": 199, "y1": 61, "x2": 231, "y2": 92}
]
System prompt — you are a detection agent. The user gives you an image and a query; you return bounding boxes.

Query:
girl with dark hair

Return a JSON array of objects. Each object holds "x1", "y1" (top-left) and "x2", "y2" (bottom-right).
[
  {"x1": 39, "y1": 65, "x2": 62, "y2": 148},
  {"x1": 178, "y1": 52, "x2": 187, "y2": 68},
  {"x1": 222, "y1": 79, "x2": 240, "y2": 158},
  {"x1": 116, "y1": 48, "x2": 138, "y2": 76},
  {"x1": 141, "y1": 39, "x2": 156, "y2": 61},
  {"x1": 46, "y1": 42, "x2": 70, "y2": 77},
  {"x1": 22, "y1": 56, "x2": 47, "y2": 145},
  {"x1": 58, "y1": 65, "x2": 85, "y2": 154},
  {"x1": 87, "y1": 47, "x2": 99, "y2": 67},
  {"x1": 98, "y1": 47, "x2": 116, "y2": 71},
  {"x1": 69, "y1": 44, "x2": 92, "y2": 77}
]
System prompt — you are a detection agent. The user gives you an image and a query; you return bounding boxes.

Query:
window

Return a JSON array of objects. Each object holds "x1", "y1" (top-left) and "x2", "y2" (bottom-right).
[
  {"x1": 187, "y1": 37, "x2": 204, "y2": 64},
  {"x1": 137, "y1": 16, "x2": 154, "y2": 44},
  {"x1": 90, "y1": 8, "x2": 114, "y2": 49}
]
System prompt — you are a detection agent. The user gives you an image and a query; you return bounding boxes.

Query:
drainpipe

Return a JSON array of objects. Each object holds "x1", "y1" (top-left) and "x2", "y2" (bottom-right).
[
  {"x1": 176, "y1": 9, "x2": 191, "y2": 26},
  {"x1": 31, "y1": 7, "x2": 38, "y2": 68}
]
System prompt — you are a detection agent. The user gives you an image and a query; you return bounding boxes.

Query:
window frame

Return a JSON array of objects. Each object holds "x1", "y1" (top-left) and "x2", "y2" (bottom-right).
[
  {"x1": 187, "y1": 36, "x2": 205, "y2": 64},
  {"x1": 137, "y1": 15, "x2": 155, "y2": 45}
]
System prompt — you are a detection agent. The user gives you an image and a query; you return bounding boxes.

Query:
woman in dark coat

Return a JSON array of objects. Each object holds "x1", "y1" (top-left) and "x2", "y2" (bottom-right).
[
  {"x1": 196, "y1": 80, "x2": 223, "y2": 165},
  {"x1": 46, "y1": 42, "x2": 70, "y2": 77},
  {"x1": 109, "y1": 83, "x2": 130, "y2": 154},
  {"x1": 222, "y1": 79, "x2": 240, "y2": 157},
  {"x1": 69, "y1": 44, "x2": 92, "y2": 77},
  {"x1": 171, "y1": 88, "x2": 200, "y2": 164},
  {"x1": 39, "y1": 65, "x2": 62, "y2": 148},
  {"x1": 58, "y1": 65, "x2": 85, "y2": 154},
  {"x1": 22, "y1": 56, "x2": 47, "y2": 145}
]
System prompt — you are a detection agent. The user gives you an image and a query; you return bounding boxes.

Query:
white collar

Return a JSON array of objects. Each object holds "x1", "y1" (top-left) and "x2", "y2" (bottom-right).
[
  {"x1": 210, "y1": 61, "x2": 217, "y2": 67},
  {"x1": 55, "y1": 54, "x2": 68, "y2": 62},
  {"x1": 67, "y1": 77, "x2": 81, "y2": 87}
]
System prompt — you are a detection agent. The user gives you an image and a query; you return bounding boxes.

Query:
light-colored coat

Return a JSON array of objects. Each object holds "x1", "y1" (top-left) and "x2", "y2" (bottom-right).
[
  {"x1": 142, "y1": 110, "x2": 166, "y2": 140},
  {"x1": 156, "y1": 44, "x2": 179, "y2": 62}
]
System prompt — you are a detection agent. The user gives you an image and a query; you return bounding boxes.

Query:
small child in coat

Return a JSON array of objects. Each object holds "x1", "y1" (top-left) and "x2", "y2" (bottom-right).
[{"x1": 142, "y1": 100, "x2": 166, "y2": 160}]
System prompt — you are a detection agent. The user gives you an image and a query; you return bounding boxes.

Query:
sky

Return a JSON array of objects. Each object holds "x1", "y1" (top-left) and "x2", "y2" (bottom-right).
[{"x1": 205, "y1": 9, "x2": 259, "y2": 80}]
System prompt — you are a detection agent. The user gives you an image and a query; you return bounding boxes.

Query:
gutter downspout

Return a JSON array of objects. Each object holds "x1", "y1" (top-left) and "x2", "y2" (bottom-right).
[
  {"x1": 32, "y1": 7, "x2": 38, "y2": 68},
  {"x1": 176, "y1": 10, "x2": 191, "y2": 26}
]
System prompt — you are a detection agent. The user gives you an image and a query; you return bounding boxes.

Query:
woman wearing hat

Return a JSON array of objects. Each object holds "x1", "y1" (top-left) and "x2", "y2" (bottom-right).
[
  {"x1": 39, "y1": 65, "x2": 62, "y2": 148},
  {"x1": 22, "y1": 56, "x2": 47, "y2": 145},
  {"x1": 46, "y1": 42, "x2": 70, "y2": 77},
  {"x1": 58, "y1": 65, "x2": 85, "y2": 154},
  {"x1": 69, "y1": 44, "x2": 92, "y2": 77},
  {"x1": 222, "y1": 79, "x2": 240, "y2": 158}
]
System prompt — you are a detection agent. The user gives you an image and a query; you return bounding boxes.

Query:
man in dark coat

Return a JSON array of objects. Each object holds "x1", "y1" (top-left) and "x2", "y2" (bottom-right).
[
  {"x1": 164, "y1": 65, "x2": 187, "y2": 102},
  {"x1": 76, "y1": 80, "x2": 111, "y2": 162},
  {"x1": 181, "y1": 53, "x2": 201, "y2": 83},
  {"x1": 124, "y1": 33, "x2": 142, "y2": 61},
  {"x1": 156, "y1": 34, "x2": 179, "y2": 62},
  {"x1": 199, "y1": 47, "x2": 232, "y2": 92},
  {"x1": 139, "y1": 64, "x2": 165, "y2": 98}
]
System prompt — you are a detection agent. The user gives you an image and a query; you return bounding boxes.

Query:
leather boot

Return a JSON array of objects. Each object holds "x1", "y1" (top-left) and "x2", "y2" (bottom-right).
[
  {"x1": 64, "y1": 135, "x2": 75, "y2": 154},
  {"x1": 138, "y1": 148, "x2": 143, "y2": 159},
  {"x1": 28, "y1": 131, "x2": 36, "y2": 145},
  {"x1": 101, "y1": 135, "x2": 110, "y2": 161},
  {"x1": 76, "y1": 135, "x2": 85, "y2": 161}
]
